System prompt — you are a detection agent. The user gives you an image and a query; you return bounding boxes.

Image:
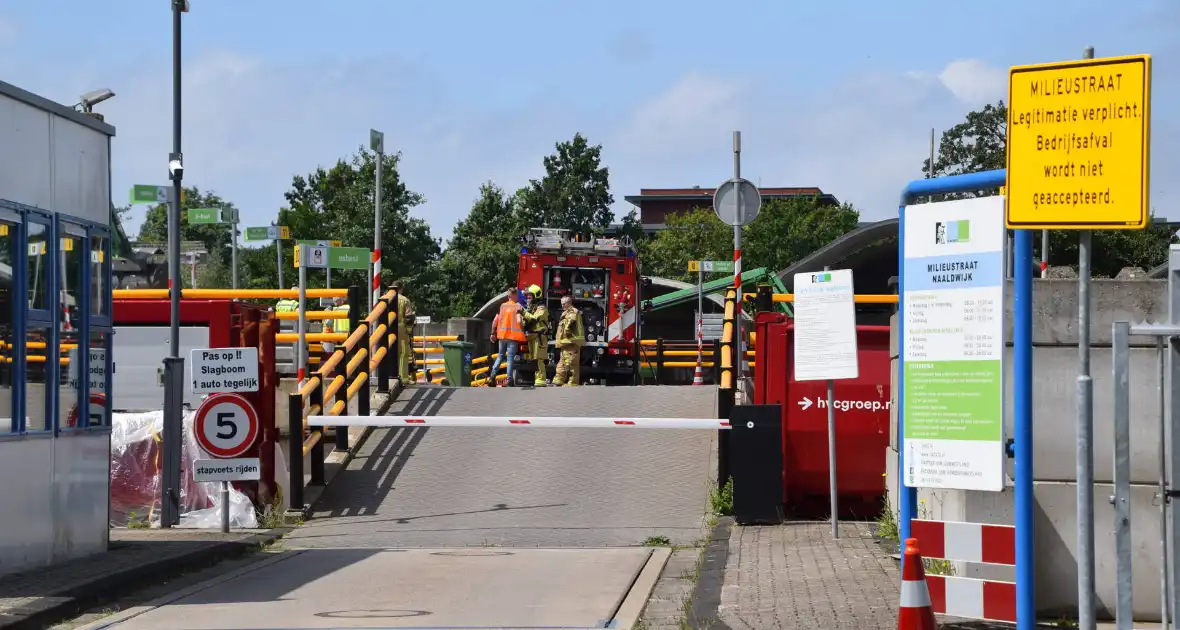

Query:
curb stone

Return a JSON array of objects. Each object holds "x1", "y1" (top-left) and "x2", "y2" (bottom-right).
[
  {"x1": 0, "y1": 527, "x2": 291, "y2": 630},
  {"x1": 689, "y1": 516, "x2": 733, "y2": 630}
]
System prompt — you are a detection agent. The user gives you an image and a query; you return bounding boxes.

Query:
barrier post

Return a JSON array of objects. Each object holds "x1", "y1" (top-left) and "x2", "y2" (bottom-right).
[
  {"x1": 309, "y1": 378, "x2": 325, "y2": 486},
  {"x1": 286, "y1": 392, "x2": 304, "y2": 513},
  {"x1": 386, "y1": 293, "x2": 399, "y2": 383},
  {"x1": 337, "y1": 285, "x2": 363, "y2": 451},
  {"x1": 713, "y1": 338, "x2": 722, "y2": 384},
  {"x1": 333, "y1": 347, "x2": 349, "y2": 452},
  {"x1": 655, "y1": 338, "x2": 664, "y2": 385},
  {"x1": 359, "y1": 317, "x2": 372, "y2": 417},
  {"x1": 376, "y1": 295, "x2": 391, "y2": 393}
]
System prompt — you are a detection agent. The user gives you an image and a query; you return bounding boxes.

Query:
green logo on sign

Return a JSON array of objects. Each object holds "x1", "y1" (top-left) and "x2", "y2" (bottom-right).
[{"x1": 935, "y1": 220, "x2": 970, "y2": 245}]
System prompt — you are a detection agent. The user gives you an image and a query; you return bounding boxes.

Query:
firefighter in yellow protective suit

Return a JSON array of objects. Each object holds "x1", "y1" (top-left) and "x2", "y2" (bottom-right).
[
  {"x1": 392, "y1": 281, "x2": 416, "y2": 384},
  {"x1": 521, "y1": 284, "x2": 549, "y2": 386},
  {"x1": 551, "y1": 295, "x2": 584, "y2": 387}
]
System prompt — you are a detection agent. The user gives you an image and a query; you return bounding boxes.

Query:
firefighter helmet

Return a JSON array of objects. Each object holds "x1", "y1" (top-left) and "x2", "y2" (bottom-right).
[{"x1": 527, "y1": 284, "x2": 542, "y2": 297}]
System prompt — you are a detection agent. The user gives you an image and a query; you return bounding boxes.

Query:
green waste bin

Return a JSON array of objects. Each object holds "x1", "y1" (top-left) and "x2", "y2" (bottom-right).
[{"x1": 441, "y1": 340, "x2": 476, "y2": 387}]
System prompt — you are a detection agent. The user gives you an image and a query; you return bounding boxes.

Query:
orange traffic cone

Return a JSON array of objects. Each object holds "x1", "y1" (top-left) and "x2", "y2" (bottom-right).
[
  {"x1": 692, "y1": 363, "x2": 704, "y2": 385},
  {"x1": 898, "y1": 538, "x2": 938, "y2": 630}
]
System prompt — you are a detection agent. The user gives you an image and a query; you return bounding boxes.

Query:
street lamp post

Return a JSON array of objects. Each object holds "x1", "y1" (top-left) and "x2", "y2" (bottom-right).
[{"x1": 160, "y1": 0, "x2": 190, "y2": 529}]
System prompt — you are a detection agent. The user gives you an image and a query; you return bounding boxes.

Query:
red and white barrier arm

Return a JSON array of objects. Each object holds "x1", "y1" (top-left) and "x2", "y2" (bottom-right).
[{"x1": 308, "y1": 415, "x2": 732, "y2": 430}]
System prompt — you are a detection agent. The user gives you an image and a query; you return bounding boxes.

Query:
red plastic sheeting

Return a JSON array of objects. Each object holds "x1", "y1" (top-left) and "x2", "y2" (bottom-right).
[
  {"x1": 110, "y1": 409, "x2": 258, "y2": 528},
  {"x1": 752, "y1": 312, "x2": 891, "y2": 517}
]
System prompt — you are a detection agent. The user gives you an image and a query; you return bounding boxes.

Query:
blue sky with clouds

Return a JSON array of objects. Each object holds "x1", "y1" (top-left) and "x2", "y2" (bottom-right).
[{"x1": 0, "y1": 1, "x2": 1176, "y2": 244}]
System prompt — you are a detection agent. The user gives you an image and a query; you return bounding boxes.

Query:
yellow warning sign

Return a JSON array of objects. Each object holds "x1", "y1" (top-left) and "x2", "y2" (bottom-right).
[{"x1": 1005, "y1": 54, "x2": 1151, "y2": 230}]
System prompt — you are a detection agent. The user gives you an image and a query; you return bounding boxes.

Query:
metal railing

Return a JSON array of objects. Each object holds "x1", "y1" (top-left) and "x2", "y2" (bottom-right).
[
  {"x1": 285, "y1": 286, "x2": 401, "y2": 513},
  {"x1": 113, "y1": 288, "x2": 350, "y2": 300}
]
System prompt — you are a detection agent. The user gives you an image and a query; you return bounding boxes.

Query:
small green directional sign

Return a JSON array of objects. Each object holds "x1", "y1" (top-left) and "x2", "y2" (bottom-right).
[
  {"x1": 244, "y1": 226, "x2": 289, "y2": 241},
  {"x1": 329, "y1": 246, "x2": 369, "y2": 270},
  {"x1": 188, "y1": 208, "x2": 221, "y2": 224},
  {"x1": 130, "y1": 184, "x2": 169, "y2": 204}
]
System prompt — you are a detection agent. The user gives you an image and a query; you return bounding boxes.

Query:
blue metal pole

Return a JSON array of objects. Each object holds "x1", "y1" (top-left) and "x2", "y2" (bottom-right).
[{"x1": 1014, "y1": 228, "x2": 1035, "y2": 627}]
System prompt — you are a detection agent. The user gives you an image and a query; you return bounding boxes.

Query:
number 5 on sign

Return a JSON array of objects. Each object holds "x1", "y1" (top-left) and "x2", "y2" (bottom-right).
[{"x1": 193, "y1": 393, "x2": 260, "y2": 459}]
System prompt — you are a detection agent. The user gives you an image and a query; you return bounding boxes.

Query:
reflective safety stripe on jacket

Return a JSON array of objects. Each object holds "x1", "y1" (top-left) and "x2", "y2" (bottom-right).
[
  {"x1": 495, "y1": 302, "x2": 527, "y2": 342},
  {"x1": 336, "y1": 305, "x2": 352, "y2": 334},
  {"x1": 275, "y1": 299, "x2": 297, "y2": 312}
]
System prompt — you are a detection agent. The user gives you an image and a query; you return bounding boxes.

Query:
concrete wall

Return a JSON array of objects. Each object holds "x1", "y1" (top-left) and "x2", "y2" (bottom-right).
[{"x1": 887, "y1": 277, "x2": 1170, "y2": 621}]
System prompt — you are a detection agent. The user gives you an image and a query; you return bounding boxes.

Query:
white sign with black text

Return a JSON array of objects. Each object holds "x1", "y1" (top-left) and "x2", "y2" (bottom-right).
[
  {"x1": 792, "y1": 268, "x2": 859, "y2": 381},
  {"x1": 193, "y1": 458, "x2": 261, "y2": 482},
  {"x1": 67, "y1": 348, "x2": 107, "y2": 391},
  {"x1": 190, "y1": 347, "x2": 260, "y2": 394}
]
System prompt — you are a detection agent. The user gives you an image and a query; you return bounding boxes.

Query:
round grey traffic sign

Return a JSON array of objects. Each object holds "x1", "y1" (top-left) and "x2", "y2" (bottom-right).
[{"x1": 712, "y1": 178, "x2": 762, "y2": 227}]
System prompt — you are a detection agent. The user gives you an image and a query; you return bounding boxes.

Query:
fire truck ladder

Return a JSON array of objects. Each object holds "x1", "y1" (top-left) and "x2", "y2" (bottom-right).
[{"x1": 643, "y1": 267, "x2": 792, "y2": 315}]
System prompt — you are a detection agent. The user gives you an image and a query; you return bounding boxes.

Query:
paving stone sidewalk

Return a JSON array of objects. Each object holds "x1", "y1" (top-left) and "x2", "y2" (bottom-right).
[
  {"x1": 718, "y1": 521, "x2": 899, "y2": 630},
  {"x1": 0, "y1": 527, "x2": 286, "y2": 630}
]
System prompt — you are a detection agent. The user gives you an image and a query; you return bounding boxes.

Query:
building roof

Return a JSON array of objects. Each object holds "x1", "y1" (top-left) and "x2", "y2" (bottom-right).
[
  {"x1": 624, "y1": 187, "x2": 840, "y2": 207},
  {"x1": 0, "y1": 80, "x2": 116, "y2": 136}
]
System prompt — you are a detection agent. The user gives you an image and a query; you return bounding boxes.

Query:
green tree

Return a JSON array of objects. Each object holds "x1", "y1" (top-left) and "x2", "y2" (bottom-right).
[
  {"x1": 282, "y1": 146, "x2": 441, "y2": 303},
  {"x1": 926, "y1": 101, "x2": 1171, "y2": 275},
  {"x1": 137, "y1": 187, "x2": 239, "y2": 256},
  {"x1": 617, "y1": 208, "x2": 645, "y2": 243},
  {"x1": 639, "y1": 208, "x2": 732, "y2": 282},
  {"x1": 426, "y1": 182, "x2": 526, "y2": 318},
  {"x1": 743, "y1": 197, "x2": 861, "y2": 273},
  {"x1": 923, "y1": 101, "x2": 1007, "y2": 199},
  {"x1": 640, "y1": 198, "x2": 861, "y2": 282},
  {"x1": 518, "y1": 133, "x2": 614, "y2": 238},
  {"x1": 183, "y1": 247, "x2": 233, "y2": 289}
]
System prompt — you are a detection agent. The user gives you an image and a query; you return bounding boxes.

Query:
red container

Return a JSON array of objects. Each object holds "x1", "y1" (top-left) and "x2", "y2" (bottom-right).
[
  {"x1": 112, "y1": 299, "x2": 279, "y2": 506},
  {"x1": 752, "y1": 312, "x2": 891, "y2": 517}
]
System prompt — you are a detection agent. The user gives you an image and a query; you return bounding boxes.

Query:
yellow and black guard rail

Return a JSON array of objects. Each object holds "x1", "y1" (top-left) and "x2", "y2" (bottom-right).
[{"x1": 286, "y1": 285, "x2": 401, "y2": 513}]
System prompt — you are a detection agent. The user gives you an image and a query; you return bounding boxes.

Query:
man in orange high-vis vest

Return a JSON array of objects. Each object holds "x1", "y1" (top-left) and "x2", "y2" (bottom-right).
[{"x1": 489, "y1": 287, "x2": 527, "y2": 387}]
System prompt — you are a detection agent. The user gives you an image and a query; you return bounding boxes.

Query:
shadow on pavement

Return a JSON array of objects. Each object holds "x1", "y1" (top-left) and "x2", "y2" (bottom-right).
[
  {"x1": 168, "y1": 548, "x2": 383, "y2": 605},
  {"x1": 309, "y1": 388, "x2": 453, "y2": 519}
]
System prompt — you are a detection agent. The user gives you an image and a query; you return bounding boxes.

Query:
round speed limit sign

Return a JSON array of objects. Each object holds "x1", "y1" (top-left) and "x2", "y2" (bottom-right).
[{"x1": 194, "y1": 393, "x2": 260, "y2": 458}]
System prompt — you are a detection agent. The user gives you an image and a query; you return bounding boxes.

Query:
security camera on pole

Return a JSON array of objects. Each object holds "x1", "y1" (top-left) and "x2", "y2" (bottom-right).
[{"x1": 712, "y1": 131, "x2": 761, "y2": 392}]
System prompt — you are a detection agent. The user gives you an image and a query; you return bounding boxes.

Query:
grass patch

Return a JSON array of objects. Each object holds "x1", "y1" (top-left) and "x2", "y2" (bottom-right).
[
  {"x1": 643, "y1": 535, "x2": 673, "y2": 547},
  {"x1": 874, "y1": 492, "x2": 898, "y2": 544},
  {"x1": 126, "y1": 511, "x2": 151, "y2": 529},
  {"x1": 709, "y1": 478, "x2": 733, "y2": 516},
  {"x1": 875, "y1": 488, "x2": 957, "y2": 577}
]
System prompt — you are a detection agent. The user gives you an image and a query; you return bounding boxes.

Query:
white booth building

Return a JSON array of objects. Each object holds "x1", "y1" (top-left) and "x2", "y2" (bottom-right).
[{"x1": 0, "y1": 81, "x2": 115, "y2": 576}]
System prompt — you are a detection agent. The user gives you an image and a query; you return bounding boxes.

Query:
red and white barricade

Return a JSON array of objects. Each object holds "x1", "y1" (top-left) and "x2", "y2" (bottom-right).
[
  {"x1": 307, "y1": 415, "x2": 731, "y2": 430},
  {"x1": 910, "y1": 519, "x2": 1017, "y2": 623}
]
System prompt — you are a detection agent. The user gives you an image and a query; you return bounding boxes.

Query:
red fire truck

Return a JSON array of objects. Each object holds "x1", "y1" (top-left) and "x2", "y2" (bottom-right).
[{"x1": 515, "y1": 228, "x2": 648, "y2": 386}]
